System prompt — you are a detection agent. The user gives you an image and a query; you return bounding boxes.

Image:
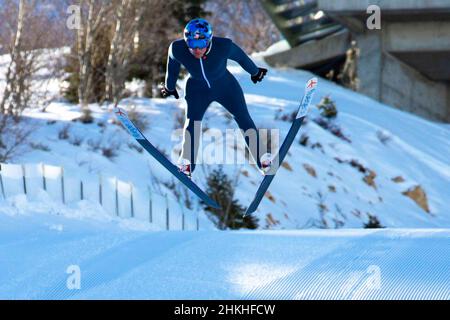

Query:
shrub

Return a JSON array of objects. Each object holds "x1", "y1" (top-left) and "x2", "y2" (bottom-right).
[
  {"x1": 313, "y1": 117, "x2": 351, "y2": 143},
  {"x1": 58, "y1": 124, "x2": 70, "y2": 140},
  {"x1": 79, "y1": 108, "x2": 94, "y2": 124},
  {"x1": 128, "y1": 142, "x2": 143, "y2": 153},
  {"x1": 102, "y1": 148, "x2": 116, "y2": 159},
  {"x1": 0, "y1": 115, "x2": 32, "y2": 162},
  {"x1": 30, "y1": 142, "x2": 51, "y2": 152},
  {"x1": 127, "y1": 106, "x2": 149, "y2": 132},
  {"x1": 299, "y1": 133, "x2": 309, "y2": 146},
  {"x1": 204, "y1": 167, "x2": 258, "y2": 230},
  {"x1": 69, "y1": 136, "x2": 84, "y2": 146},
  {"x1": 364, "y1": 215, "x2": 384, "y2": 228},
  {"x1": 316, "y1": 95, "x2": 338, "y2": 118}
]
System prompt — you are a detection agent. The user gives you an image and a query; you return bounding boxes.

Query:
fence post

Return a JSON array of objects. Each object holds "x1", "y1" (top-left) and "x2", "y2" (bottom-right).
[
  {"x1": 115, "y1": 177, "x2": 119, "y2": 217},
  {"x1": 196, "y1": 203, "x2": 200, "y2": 231},
  {"x1": 178, "y1": 194, "x2": 185, "y2": 231},
  {"x1": 98, "y1": 174, "x2": 103, "y2": 206},
  {"x1": 165, "y1": 193, "x2": 169, "y2": 231},
  {"x1": 41, "y1": 163, "x2": 47, "y2": 191},
  {"x1": 148, "y1": 186, "x2": 153, "y2": 223},
  {"x1": 80, "y1": 181, "x2": 84, "y2": 200},
  {"x1": 0, "y1": 165, "x2": 5, "y2": 200},
  {"x1": 130, "y1": 182, "x2": 134, "y2": 218},
  {"x1": 60, "y1": 167, "x2": 65, "y2": 204},
  {"x1": 182, "y1": 212, "x2": 185, "y2": 231},
  {"x1": 21, "y1": 164, "x2": 27, "y2": 195}
]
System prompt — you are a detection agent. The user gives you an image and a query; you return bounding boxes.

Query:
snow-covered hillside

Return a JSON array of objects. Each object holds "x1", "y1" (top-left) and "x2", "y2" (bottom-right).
[
  {"x1": 1, "y1": 47, "x2": 450, "y2": 301},
  {"x1": 1, "y1": 49, "x2": 450, "y2": 230}
]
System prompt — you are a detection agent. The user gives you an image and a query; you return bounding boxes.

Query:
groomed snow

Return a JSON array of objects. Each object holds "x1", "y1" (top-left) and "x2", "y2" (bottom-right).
[{"x1": 0, "y1": 210, "x2": 448, "y2": 299}]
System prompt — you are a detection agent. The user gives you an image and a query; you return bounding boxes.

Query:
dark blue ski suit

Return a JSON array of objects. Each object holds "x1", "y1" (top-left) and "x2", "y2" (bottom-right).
[{"x1": 165, "y1": 36, "x2": 262, "y2": 172}]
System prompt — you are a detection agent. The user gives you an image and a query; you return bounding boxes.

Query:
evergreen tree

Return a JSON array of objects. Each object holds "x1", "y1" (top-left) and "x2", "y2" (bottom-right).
[
  {"x1": 364, "y1": 215, "x2": 384, "y2": 229},
  {"x1": 204, "y1": 167, "x2": 258, "y2": 230}
]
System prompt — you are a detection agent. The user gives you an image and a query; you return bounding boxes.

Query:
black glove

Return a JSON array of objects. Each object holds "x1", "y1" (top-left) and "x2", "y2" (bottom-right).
[
  {"x1": 160, "y1": 83, "x2": 180, "y2": 99},
  {"x1": 251, "y1": 67, "x2": 268, "y2": 84}
]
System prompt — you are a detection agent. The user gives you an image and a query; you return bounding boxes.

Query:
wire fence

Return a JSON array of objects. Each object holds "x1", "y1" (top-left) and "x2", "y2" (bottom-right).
[{"x1": 0, "y1": 162, "x2": 201, "y2": 231}]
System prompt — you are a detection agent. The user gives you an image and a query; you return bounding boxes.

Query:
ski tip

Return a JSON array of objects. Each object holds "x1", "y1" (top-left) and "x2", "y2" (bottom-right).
[
  {"x1": 114, "y1": 107, "x2": 127, "y2": 117},
  {"x1": 306, "y1": 77, "x2": 318, "y2": 90}
]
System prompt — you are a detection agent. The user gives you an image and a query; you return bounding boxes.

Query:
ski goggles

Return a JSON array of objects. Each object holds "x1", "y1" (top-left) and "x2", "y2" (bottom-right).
[{"x1": 186, "y1": 38, "x2": 210, "y2": 49}]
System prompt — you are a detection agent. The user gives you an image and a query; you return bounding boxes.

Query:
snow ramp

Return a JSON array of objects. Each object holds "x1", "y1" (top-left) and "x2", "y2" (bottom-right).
[{"x1": 0, "y1": 214, "x2": 448, "y2": 300}]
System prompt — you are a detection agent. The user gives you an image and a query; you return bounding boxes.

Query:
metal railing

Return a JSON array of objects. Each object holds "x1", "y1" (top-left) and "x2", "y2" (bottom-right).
[{"x1": 0, "y1": 162, "x2": 201, "y2": 231}]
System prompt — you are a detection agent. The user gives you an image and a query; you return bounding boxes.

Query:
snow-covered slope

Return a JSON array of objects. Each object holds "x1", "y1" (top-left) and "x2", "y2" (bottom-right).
[
  {"x1": 1, "y1": 49, "x2": 449, "y2": 300},
  {"x1": 0, "y1": 210, "x2": 448, "y2": 299},
  {"x1": 1, "y1": 50, "x2": 450, "y2": 230}
]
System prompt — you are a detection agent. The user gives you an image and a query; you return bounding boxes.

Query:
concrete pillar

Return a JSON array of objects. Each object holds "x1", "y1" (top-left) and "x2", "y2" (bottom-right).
[
  {"x1": 354, "y1": 22, "x2": 450, "y2": 123},
  {"x1": 354, "y1": 29, "x2": 383, "y2": 101}
]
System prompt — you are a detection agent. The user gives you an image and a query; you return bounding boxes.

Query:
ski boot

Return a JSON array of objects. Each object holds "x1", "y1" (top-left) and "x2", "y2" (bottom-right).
[
  {"x1": 260, "y1": 153, "x2": 274, "y2": 175},
  {"x1": 178, "y1": 159, "x2": 192, "y2": 179}
]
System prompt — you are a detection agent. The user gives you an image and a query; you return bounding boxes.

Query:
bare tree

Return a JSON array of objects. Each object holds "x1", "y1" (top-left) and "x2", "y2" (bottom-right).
[
  {"x1": 64, "y1": 0, "x2": 207, "y2": 104},
  {"x1": 0, "y1": 0, "x2": 68, "y2": 116},
  {"x1": 0, "y1": 0, "x2": 29, "y2": 116},
  {"x1": 128, "y1": 0, "x2": 204, "y2": 97},
  {"x1": 207, "y1": 0, "x2": 281, "y2": 53},
  {"x1": 0, "y1": 115, "x2": 33, "y2": 162},
  {"x1": 75, "y1": 0, "x2": 110, "y2": 118},
  {"x1": 105, "y1": 0, "x2": 144, "y2": 106}
]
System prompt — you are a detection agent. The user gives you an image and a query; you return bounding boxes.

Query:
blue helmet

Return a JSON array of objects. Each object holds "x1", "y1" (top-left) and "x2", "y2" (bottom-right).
[{"x1": 184, "y1": 18, "x2": 213, "y2": 49}]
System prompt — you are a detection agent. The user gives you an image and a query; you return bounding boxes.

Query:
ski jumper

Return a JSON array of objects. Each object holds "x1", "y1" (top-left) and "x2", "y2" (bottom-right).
[{"x1": 165, "y1": 36, "x2": 261, "y2": 172}]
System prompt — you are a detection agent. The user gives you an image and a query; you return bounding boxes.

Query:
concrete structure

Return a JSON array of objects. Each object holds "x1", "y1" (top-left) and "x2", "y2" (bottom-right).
[
  {"x1": 264, "y1": 29, "x2": 350, "y2": 70},
  {"x1": 259, "y1": 0, "x2": 350, "y2": 87},
  {"x1": 262, "y1": 0, "x2": 450, "y2": 123},
  {"x1": 317, "y1": 0, "x2": 450, "y2": 122},
  {"x1": 259, "y1": 0, "x2": 344, "y2": 47}
]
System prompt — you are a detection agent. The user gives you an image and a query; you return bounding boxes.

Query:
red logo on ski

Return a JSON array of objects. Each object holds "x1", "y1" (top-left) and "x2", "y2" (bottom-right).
[
  {"x1": 115, "y1": 109, "x2": 126, "y2": 117},
  {"x1": 307, "y1": 79, "x2": 317, "y2": 89}
]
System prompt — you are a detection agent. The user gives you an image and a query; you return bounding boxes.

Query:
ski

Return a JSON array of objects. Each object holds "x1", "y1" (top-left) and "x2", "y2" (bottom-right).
[
  {"x1": 114, "y1": 107, "x2": 220, "y2": 209},
  {"x1": 246, "y1": 77, "x2": 318, "y2": 215}
]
